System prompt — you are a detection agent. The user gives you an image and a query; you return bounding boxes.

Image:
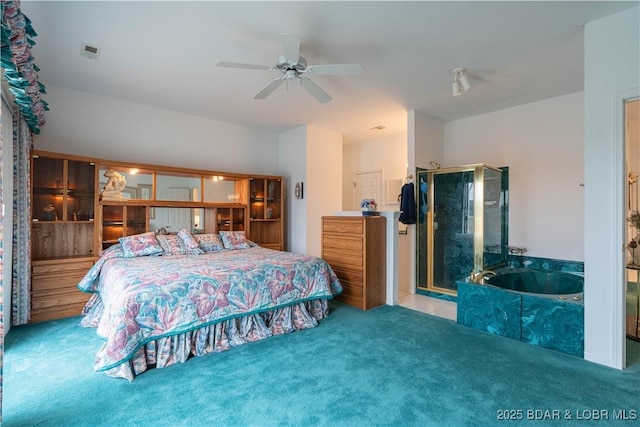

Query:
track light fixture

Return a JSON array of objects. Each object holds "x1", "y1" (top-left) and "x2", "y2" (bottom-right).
[{"x1": 452, "y1": 67, "x2": 471, "y2": 96}]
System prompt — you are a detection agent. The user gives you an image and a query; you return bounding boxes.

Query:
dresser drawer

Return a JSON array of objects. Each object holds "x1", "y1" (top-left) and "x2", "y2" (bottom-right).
[
  {"x1": 338, "y1": 282, "x2": 363, "y2": 298},
  {"x1": 323, "y1": 249, "x2": 363, "y2": 268},
  {"x1": 32, "y1": 258, "x2": 95, "y2": 276},
  {"x1": 322, "y1": 234, "x2": 363, "y2": 252},
  {"x1": 322, "y1": 219, "x2": 363, "y2": 235},
  {"x1": 331, "y1": 266, "x2": 364, "y2": 286},
  {"x1": 32, "y1": 288, "x2": 91, "y2": 310},
  {"x1": 32, "y1": 257, "x2": 96, "y2": 292},
  {"x1": 32, "y1": 271, "x2": 89, "y2": 292}
]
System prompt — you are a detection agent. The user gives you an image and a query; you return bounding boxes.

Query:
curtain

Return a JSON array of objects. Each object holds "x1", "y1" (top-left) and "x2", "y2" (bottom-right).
[
  {"x1": 1, "y1": 0, "x2": 47, "y2": 134},
  {"x1": 11, "y1": 111, "x2": 30, "y2": 325},
  {"x1": 1, "y1": 1, "x2": 46, "y2": 420}
]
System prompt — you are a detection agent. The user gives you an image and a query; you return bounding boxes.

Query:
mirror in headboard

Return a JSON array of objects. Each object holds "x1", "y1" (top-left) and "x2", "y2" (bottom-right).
[
  {"x1": 156, "y1": 172, "x2": 202, "y2": 201},
  {"x1": 203, "y1": 174, "x2": 246, "y2": 204},
  {"x1": 98, "y1": 166, "x2": 153, "y2": 200},
  {"x1": 150, "y1": 207, "x2": 204, "y2": 234}
]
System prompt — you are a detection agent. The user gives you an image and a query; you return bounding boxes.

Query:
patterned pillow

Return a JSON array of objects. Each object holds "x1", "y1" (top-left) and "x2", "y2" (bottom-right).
[
  {"x1": 194, "y1": 233, "x2": 225, "y2": 252},
  {"x1": 219, "y1": 231, "x2": 251, "y2": 250},
  {"x1": 100, "y1": 243, "x2": 125, "y2": 260},
  {"x1": 177, "y1": 229, "x2": 204, "y2": 254},
  {"x1": 155, "y1": 234, "x2": 187, "y2": 255},
  {"x1": 119, "y1": 232, "x2": 164, "y2": 258}
]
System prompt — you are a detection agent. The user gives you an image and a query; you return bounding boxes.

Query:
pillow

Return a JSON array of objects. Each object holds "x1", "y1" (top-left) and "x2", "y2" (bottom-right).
[
  {"x1": 119, "y1": 232, "x2": 164, "y2": 258},
  {"x1": 194, "y1": 233, "x2": 225, "y2": 252},
  {"x1": 219, "y1": 231, "x2": 251, "y2": 250},
  {"x1": 100, "y1": 243, "x2": 125, "y2": 260},
  {"x1": 177, "y1": 229, "x2": 204, "y2": 254},
  {"x1": 155, "y1": 234, "x2": 187, "y2": 255}
]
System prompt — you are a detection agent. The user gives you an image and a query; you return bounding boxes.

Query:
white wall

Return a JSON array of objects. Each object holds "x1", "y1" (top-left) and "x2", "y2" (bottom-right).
[
  {"x1": 33, "y1": 84, "x2": 280, "y2": 174},
  {"x1": 306, "y1": 125, "x2": 343, "y2": 257},
  {"x1": 278, "y1": 126, "x2": 307, "y2": 254},
  {"x1": 343, "y1": 132, "x2": 410, "y2": 291},
  {"x1": 408, "y1": 111, "x2": 445, "y2": 292},
  {"x1": 584, "y1": 6, "x2": 640, "y2": 369},
  {"x1": 342, "y1": 132, "x2": 408, "y2": 211},
  {"x1": 277, "y1": 125, "x2": 342, "y2": 257},
  {"x1": 444, "y1": 92, "x2": 584, "y2": 261}
]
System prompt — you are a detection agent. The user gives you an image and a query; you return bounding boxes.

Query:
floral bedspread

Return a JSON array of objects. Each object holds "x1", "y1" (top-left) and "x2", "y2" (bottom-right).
[{"x1": 78, "y1": 246, "x2": 342, "y2": 372}]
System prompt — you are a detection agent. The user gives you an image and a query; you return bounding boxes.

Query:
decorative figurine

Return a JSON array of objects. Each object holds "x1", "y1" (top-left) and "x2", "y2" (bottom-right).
[
  {"x1": 268, "y1": 181, "x2": 275, "y2": 200},
  {"x1": 43, "y1": 204, "x2": 58, "y2": 221},
  {"x1": 100, "y1": 169, "x2": 127, "y2": 200}
]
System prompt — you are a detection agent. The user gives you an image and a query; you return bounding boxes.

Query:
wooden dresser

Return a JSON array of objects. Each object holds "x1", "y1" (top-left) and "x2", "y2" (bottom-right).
[
  {"x1": 321, "y1": 216, "x2": 386, "y2": 310},
  {"x1": 31, "y1": 256, "x2": 96, "y2": 323}
]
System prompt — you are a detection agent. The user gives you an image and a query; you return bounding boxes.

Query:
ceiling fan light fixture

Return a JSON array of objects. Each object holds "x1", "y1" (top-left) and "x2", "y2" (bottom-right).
[
  {"x1": 452, "y1": 67, "x2": 471, "y2": 96},
  {"x1": 452, "y1": 80, "x2": 461, "y2": 97},
  {"x1": 459, "y1": 73, "x2": 471, "y2": 91}
]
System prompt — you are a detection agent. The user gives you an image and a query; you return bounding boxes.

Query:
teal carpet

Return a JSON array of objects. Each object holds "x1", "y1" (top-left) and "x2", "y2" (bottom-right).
[{"x1": 4, "y1": 302, "x2": 640, "y2": 426}]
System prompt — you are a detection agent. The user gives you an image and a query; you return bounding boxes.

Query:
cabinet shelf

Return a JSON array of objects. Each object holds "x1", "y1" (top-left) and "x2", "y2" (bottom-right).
[
  {"x1": 33, "y1": 219, "x2": 94, "y2": 224},
  {"x1": 33, "y1": 188, "x2": 65, "y2": 196},
  {"x1": 247, "y1": 176, "x2": 283, "y2": 250},
  {"x1": 33, "y1": 188, "x2": 94, "y2": 197}
]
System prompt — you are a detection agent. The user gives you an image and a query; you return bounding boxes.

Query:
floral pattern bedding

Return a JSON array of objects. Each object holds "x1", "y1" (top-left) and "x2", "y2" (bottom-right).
[{"x1": 78, "y1": 246, "x2": 342, "y2": 373}]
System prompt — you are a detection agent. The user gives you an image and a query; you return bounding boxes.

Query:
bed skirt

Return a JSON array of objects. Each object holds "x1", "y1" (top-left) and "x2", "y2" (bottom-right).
[{"x1": 81, "y1": 295, "x2": 330, "y2": 381}]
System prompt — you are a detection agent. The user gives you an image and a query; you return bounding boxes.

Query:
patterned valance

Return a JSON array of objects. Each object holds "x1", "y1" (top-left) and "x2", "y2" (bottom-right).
[{"x1": 1, "y1": 0, "x2": 47, "y2": 134}]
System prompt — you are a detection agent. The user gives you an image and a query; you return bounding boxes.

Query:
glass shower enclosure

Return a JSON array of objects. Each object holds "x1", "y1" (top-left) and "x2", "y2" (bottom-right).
[{"x1": 416, "y1": 164, "x2": 508, "y2": 296}]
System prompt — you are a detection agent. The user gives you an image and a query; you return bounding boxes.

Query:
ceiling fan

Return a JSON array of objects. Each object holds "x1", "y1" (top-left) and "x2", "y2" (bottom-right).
[{"x1": 216, "y1": 33, "x2": 364, "y2": 103}]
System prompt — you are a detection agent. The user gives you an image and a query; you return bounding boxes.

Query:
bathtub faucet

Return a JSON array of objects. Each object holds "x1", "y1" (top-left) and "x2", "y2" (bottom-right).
[
  {"x1": 508, "y1": 246, "x2": 527, "y2": 255},
  {"x1": 470, "y1": 270, "x2": 496, "y2": 284}
]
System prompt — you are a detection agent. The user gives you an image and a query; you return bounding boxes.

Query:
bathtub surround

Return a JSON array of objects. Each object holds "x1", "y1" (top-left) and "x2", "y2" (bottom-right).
[
  {"x1": 521, "y1": 294, "x2": 584, "y2": 357},
  {"x1": 457, "y1": 277, "x2": 585, "y2": 358},
  {"x1": 457, "y1": 257, "x2": 586, "y2": 356}
]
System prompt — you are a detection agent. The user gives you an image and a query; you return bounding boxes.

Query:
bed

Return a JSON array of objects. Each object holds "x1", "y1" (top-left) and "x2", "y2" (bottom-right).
[{"x1": 77, "y1": 230, "x2": 342, "y2": 380}]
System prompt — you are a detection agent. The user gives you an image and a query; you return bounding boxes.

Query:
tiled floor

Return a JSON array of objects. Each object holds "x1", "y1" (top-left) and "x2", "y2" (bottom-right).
[{"x1": 398, "y1": 289, "x2": 457, "y2": 321}]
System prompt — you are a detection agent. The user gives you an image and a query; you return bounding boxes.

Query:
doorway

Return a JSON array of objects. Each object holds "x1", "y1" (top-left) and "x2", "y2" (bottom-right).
[
  {"x1": 625, "y1": 98, "x2": 640, "y2": 347},
  {"x1": 353, "y1": 171, "x2": 382, "y2": 210}
]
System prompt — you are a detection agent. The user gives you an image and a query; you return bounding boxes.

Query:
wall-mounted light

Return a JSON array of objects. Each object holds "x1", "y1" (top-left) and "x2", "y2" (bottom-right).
[
  {"x1": 452, "y1": 67, "x2": 471, "y2": 96},
  {"x1": 212, "y1": 176, "x2": 224, "y2": 182},
  {"x1": 129, "y1": 168, "x2": 139, "y2": 175}
]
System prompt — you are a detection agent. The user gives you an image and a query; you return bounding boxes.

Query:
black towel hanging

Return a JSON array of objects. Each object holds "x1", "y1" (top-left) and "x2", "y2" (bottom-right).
[{"x1": 399, "y1": 182, "x2": 416, "y2": 225}]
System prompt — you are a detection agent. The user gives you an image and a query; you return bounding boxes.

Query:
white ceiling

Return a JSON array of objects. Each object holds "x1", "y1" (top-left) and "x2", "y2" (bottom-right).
[{"x1": 19, "y1": 1, "x2": 639, "y2": 143}]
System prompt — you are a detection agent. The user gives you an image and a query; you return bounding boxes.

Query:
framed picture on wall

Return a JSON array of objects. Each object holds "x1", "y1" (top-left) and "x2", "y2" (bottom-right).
[
  {"x1": 138, "y1": 184, "x2": 152, "y2": 200},
  {"x1": 122, "y1": 187, "x2": 135, "y2": 200}
]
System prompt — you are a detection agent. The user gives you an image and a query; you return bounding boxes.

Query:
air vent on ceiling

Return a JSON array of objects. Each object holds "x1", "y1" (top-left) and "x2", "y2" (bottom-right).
[{"x1": 80, "y1": 43, "x2": 100, "y2": 60}]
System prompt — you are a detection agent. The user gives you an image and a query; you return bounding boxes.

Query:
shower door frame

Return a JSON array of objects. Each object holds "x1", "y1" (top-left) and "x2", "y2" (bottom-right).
[{"x1": 418, "y1": 163, "x2": 504, "y2": 296}]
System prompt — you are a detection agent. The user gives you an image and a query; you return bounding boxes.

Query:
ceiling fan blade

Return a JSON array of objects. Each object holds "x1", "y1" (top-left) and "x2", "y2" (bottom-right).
[
  {"x1": 216, "y1": 61, "x2": 271, "y2": 71},
  {"x1": 280, "y1": 33, "x2": 300, "y2": 64},
  {"x1": 299, "y1": 77, "x2": 331, "y2": 103},
  {"x1": 305, "y1": 64, "x2": 364, "y2": 75},
  {"x1": 254, "y1": 77, "x2": 284, "y2": 100}
]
